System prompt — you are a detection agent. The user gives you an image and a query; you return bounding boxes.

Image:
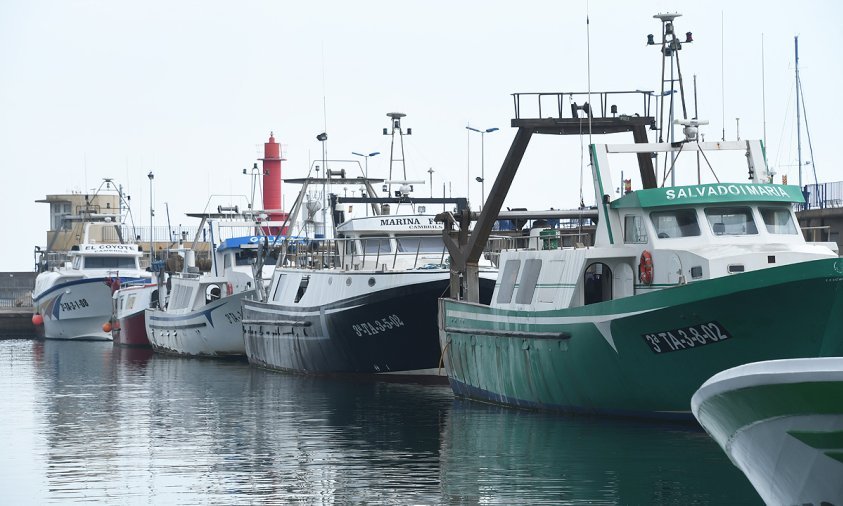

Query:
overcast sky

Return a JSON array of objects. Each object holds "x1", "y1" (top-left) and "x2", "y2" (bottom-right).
[{"x1": 1, "y1": 0, "x2": 840, "y2": 271}]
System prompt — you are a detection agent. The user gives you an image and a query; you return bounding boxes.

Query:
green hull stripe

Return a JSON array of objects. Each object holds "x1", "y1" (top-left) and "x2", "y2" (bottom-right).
[
  {"x1": 696, "y1": 381, "x2": 843, "y2": 447},
  {"x1": 826, "y1": 451, "x2": 843, "y2": 464},
  {"x1": 787, "y1": 430, "x2": 843, "y2": 450}
]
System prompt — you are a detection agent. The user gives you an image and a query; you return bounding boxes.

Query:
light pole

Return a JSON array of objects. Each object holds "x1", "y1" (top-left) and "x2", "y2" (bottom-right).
[
  {"x1": 317, "y1": 133, "x2": 328, "y2": 236},
  {"x1": 427, "y1": 167, "x2": 435, "y2": 197},
  {"x1": 465, "y1": 126, "x2": 499, "y2": 210},
  {"x1": 147, "y1": 171, "x2": 154, "y2": 268},
  {"x1": 351, "y1": 151, "x2": 380, "y2": 179}
]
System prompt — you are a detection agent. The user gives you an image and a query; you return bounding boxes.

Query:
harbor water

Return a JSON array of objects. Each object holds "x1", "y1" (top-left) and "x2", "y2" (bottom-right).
[{"x1": 0, "y1": 338, "x2": 761, "y2": 504}]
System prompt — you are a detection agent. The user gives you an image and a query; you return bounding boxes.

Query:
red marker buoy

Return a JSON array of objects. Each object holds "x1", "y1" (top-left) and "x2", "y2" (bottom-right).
[{"x1": 32, "y1": 314, "x2": 44, "y2": 326}]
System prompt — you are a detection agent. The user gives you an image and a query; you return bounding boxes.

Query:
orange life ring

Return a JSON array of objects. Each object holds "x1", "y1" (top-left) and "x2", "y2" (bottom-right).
[{"x1": 639, "y1": 250, "x2": 654, "y2": 285}]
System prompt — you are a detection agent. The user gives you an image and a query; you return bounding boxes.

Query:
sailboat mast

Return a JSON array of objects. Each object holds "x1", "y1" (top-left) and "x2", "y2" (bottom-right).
[{"x1": 795, "y1": 35, "x2": 802, "y2": 188}]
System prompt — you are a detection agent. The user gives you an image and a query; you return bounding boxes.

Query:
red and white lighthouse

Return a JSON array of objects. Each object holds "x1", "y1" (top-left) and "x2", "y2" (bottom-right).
[{"x1": 260, "y1": 132, "x2": 287, "y2": 234}]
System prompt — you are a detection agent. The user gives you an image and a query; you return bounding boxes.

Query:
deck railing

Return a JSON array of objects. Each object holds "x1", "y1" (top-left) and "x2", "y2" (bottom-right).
[
  {"x1": 512, "y1": 90, "x2": 654, "y2": 121},
  {"x1": 802, "y1": 181, "x2": 843, "y2": 210}
]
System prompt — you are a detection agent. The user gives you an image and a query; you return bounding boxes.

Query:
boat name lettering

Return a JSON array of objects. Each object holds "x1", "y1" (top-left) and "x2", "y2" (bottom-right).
[
  {"x1": 642, "y1": 321, "x2": 731, "y2": 354},
  {"x1": 378, "y1": 217, "x2": 440, "y2": 229},
  {"x1": 60, "y1": 298, "x2": 89, "y2": 312},
  {"x1": 223, "y1": 310, "x2": 242, "y2": 324},
  {"x1": 352, "y1": 314, "x2": 404, "y2": 336},
  {"x1": 665, "y1": 184, "x2": 790, "y2": 201},
  {"x1": 82, "y1": 244, "x2": 135, "y2": 251}
]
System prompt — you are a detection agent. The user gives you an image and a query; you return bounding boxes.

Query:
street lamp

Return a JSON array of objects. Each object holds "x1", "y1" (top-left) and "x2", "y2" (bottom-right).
[
  {"x1": 465, "y1": 126, "x2": 499, "y2": 210},
  {"x1": 352, "y1": 151, "x2": 380, "y2": 216},
  {"x1": 147, "y1": 171, "x2": 154, "y2": 268},
  {"x1": 351, "y1": 151, "x2": 380, "y2": 179},
  {"x1": 316, "y1": 133, "x2": 328, "y2": 235},
  {"x1": 427, "y1": 167, "x2": 435, "y2": 197}
]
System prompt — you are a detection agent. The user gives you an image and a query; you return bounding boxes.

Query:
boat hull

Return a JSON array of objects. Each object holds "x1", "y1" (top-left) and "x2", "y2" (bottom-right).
[
  {"x1": 146, "y1": 292, "x2": 248, "y2": 357},
  {"x1": 112, "y1": 284, "x2": 157, "y2": 347},
  {"x1": 33, "y1": 277, "x2": 145, "y2": 341},
  {"x1": 439, "y1": 257, "x2": 843, "y2": 418},
  {"x1": 243, "y1": 274, "x2": 495, "y2": 377},
  {"x1": 113, "y1": 309, "x2": 151, "y2": 347},
  {"x1": 692, "y1": 358, "x2": 843, "y2": 504}
]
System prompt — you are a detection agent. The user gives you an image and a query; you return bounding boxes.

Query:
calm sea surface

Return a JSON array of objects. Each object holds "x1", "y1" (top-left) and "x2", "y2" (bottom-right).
[{"x1": 0, "y1": 338, "x2": 761, "y2": 505}]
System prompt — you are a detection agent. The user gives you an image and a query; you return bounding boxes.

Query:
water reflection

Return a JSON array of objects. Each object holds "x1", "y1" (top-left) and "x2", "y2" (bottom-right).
[
  {"x1": 439, "y1": 400, "x2": 761, "y2": 504},
  {"x1": 0, "y1": 339, "x2": 760, "y2": 504}
]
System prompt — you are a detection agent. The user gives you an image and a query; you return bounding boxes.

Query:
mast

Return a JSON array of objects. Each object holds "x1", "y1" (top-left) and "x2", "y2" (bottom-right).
[
  {"x1": 651, "y1": 12, "x2": 693, "y2": 186},
  {"x1": 383, "y1": 112, "x2": 411, "y2": 197},
  {"x1": 795, "y1": 36, "x2": 802, "y2": 188}
]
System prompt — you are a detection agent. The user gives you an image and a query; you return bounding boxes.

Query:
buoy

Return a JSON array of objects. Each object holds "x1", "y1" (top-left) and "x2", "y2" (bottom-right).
[
  {"x1": 32, "y1": 314, "x2": 43, "y2": 326},
  {"x1": 639, "y1": 250, "x2": 654, "y2": 285},
  {"x1": 102, "y1": 322, "x2": 112, "y2": 333}
]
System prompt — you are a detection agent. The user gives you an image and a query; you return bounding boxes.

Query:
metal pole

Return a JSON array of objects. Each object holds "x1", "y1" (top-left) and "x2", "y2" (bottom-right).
[
  {"x1": 428, "y1": 167, "x2": 434, "y2": 197},
  {"x1": 480, "y1": 131, "x2": 485, "y2": 210},
  {"x1": 795, "y1": 35, "x2": 802, "y2": 188},
  {"x1": 147, "y1": 172, "x2": 154, "y2": 268}
]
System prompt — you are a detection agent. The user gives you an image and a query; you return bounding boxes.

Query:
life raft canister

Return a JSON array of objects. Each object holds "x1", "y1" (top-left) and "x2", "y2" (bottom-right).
[{"x1": 638, "y1": 250, "x2": 654, "y2": 285}]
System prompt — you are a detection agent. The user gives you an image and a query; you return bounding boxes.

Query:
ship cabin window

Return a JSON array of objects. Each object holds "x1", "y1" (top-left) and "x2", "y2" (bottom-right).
[
  {"x1": 72, "y1": 256, "x2": 82, "y2": 270},
  {"x1": 704, "y1": 207, "x2": 758, "y2": 236},
  {"x1": 84, "y1": 256, "x2": 138, "y2": 269},
  {"x1": 649, "y1": 209, "x2": 700, "y2": 239},
  {"x1": 584, "y1": 263, "x2": 613, "y2": 305},
  {"x1": 515, "y1": 259, "x2": 542, "y2": 304},
  {"x1": 760, "y1": 207, "x2": 799, "y2": 235},
  {"x1": 294, "y1": 275, "x2": 310, "y2": 303},
  {"x1": 168, "y1": 285, "x2": 194, "y2": 310},
  {"x1": 50, "y1": 202, "x2": 72, "y2": 231},
  {"x1": 234, "y1": 250, "x2": 257, "y2": 266},
  {"x1": 150, "y1": 289, "x2": 159, "y2": 308},
  {"x1": 361, "y1": 236, "x2": 392, "y2": 254},
  {"x1": 623, "y1": 215, "x2": 648, "y2": 244},
  {"x1": 396, "y1": 236, "x2": 444, "y2": 254},
  {"x1": 496, "y1": 259, "x2": 521, "y2": 304},
  {"x1": 224, "y1": 253, "x2": 233, "y2": 269},
  {"x1": 271, "y1": 274, "x2": 286, "y2": 302}
]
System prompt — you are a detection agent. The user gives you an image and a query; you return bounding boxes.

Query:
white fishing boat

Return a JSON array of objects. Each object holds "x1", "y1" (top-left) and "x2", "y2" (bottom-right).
[
  {"x1": 242, "y1": 114, "x2": 497, "y2": 378},
  {"x1": 692, "y1": 358, "x2": 843, "y2": 505},
  {"x1": 32, "y1": 180, "x2": 150, "y2": 341},
  {"x1": 146, "y1": 220, "x2": 279, "y2": 358}
]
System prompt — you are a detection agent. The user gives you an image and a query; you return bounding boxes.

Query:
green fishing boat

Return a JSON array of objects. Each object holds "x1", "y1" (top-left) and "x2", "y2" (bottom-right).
[{"x1": 437, "y1": 13, "x2": 842, "y2": 419}]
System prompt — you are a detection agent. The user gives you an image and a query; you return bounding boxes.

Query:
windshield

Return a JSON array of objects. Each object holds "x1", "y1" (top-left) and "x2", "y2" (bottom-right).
[
  {"x1": 760, "y1": 207, "x2": 799, "y2": 235},
  {"x1": 649, "y1": 209, "x2": 701, "y2": 239},
  {"x1": 84, "y1": 256, "x2": 137, "y2": 269},
  {"x1": 361, "y1": 237, "x2": 392, "y2": 254},
  {"x1": 704, "y1": 206, "x2": 758, "y2": 236},
  {"x1": 396, "y1": 236, "x2": 445, "y2": 253}
]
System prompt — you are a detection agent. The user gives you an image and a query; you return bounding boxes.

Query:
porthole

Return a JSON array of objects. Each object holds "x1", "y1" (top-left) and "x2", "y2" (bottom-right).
[
  {"x1": 346, "y1": 278, "x2": 352, "y2": 286},
  {"x1": 368, "y1": 277, "x2": 376, "y2": 287}
]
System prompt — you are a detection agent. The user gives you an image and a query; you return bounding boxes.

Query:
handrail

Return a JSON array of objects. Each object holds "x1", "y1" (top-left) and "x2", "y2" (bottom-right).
[{"x1": 512, "y1": 90, "x2": 655, "y2": 121}]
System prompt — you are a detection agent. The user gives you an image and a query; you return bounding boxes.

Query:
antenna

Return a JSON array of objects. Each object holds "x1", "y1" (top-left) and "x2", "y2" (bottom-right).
[
  {"x1": 586, "y1": 3, "x2": 593, "y2": 144},
  {"x1": 761, "y1": 33, "x2": 768, "y2": 152},
  {"x1": 721, "y1": 11, "x2": 726, "y2": 142}
]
